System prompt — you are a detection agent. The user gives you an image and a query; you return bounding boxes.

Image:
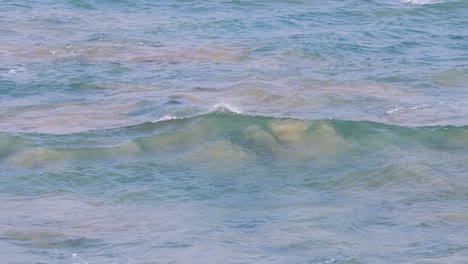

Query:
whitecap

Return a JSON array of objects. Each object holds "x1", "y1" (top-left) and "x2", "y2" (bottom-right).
[
  {"x1": 401, "y1": 0, "x2": 447, "y2": 5},
  {"x1": 211, "y1": 101, "x2": 243, "y2": 114},
  {"x1": 386, "y1": 104, "x2": 431, "y2": 114},
  {"x1": 6, "y1": 67, "x2": 25, "y2": 75},
  {"x1": 71, "y1": 253, "x2": 90, "y2": 264},
  {"x1": 153, "y1": 115, "x2": 179, "y2": 122}
]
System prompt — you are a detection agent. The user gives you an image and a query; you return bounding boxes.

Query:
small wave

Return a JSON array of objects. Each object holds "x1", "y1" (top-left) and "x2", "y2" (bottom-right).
[
  {"x1": 151, "y1": 102, "x2": 243, "y2": 124},
  {"x1": 3, "y1": 100, "x2": 465, "y2": 136},
  {"x1": 401, "y1": 0, "x2": 449, "y2": 4},
  {"x1": 386, "y1": 104, "x2": 431, "y2": 114},
  {"x1": 4, "y1": 67, "x2": 25, "y2": 75}
]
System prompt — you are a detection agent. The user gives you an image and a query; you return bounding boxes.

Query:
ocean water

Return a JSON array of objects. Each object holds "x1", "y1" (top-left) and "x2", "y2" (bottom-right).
[{"x1": 1, "y1": 0, "x2": 467, "y2": 263}]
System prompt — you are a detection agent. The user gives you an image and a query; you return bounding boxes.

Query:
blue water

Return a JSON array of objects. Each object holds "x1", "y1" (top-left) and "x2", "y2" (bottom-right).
[{"x1": 1, "y1": 0, "x2": 468, "y2": 263}]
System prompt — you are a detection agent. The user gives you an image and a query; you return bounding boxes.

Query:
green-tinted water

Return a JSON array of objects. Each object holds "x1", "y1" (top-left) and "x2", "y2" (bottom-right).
[
  {"x1": 1, "y1": 0, "x2": 467, "y2": 263},
  {"x1": 1, "y1": 113, "x2": 467, "y2": 262}
]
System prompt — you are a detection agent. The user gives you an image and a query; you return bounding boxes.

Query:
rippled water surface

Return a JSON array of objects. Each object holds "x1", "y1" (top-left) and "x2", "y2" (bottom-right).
[{"x1": 1, "y1": 0, "x2": 467, "y2": 263}]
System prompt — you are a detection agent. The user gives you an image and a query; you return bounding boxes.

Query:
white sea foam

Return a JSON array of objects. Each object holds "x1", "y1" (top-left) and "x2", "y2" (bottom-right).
[
  {"x1": 72, "y1": 253, "x2": 90, "y2": 264},
  {"x1": 211, "y1": 101, "x2": 243, "y2": 114},
  {"x1": 6, "y1": 67, "x2": 25, "y2": 75},
  {"x1": 401, "y1": 0, "x2": 447, "y2": 4},
  {"x1": 152, "y1": 102, "x2": 243, "y2": 124},
  {"x1": 386, "y1": 104, "x2": 431, "y2": 114},
  {"x1": 154, "y1": 115, "x2": 179, "y2": 122}
]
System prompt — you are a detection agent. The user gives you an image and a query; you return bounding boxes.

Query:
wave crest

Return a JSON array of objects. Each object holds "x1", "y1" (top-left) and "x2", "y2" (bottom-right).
[{"x1": 210, "y1": 102, "x2": 244, "y2": 114}]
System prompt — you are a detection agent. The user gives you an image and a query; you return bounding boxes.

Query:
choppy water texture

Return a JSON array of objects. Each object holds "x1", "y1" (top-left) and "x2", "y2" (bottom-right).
[{"x1": 1, "y1": 0, "x2": 467, "y2": 263}]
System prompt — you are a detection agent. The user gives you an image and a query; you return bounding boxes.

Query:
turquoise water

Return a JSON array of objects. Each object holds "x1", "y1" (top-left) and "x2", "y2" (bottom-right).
[{"x1": 1, "y1": 0, "x2": 468, "y2": 263}]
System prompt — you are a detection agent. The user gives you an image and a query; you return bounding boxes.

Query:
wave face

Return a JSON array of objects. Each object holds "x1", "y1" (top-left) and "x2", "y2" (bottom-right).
[
  {"x1": 0, "y1": 0, "x2": 467, "y2": 263},
  {"x1": 1, "y1": 113, "x2": 467, "y2": 263}
]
